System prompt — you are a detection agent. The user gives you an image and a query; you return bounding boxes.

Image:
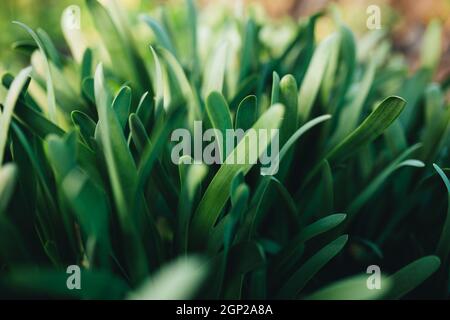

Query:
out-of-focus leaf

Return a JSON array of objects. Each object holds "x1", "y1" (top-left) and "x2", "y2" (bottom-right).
[
  {"x1": 433, "y1": 164, "x2": 450, "y2": 264},
  {"x1": 140, "y1": 15, "x2": 178, "y2": 58},
  {"x1": 6, "y1": 268, "x2": 128, "y2": 299},
  {"x1": 190, "y1": 104, "x2": 284, "y2": 249},
  {"x1": 306, "y1": 274, "x2": 391, "y2": 300},
  {"x1": 112, "y1": 86, "x2": 132, "y2": 130},
  {"x1": 203, "y1": 42, "x2": 228, "y2": 97},
  {"x1": 94, "y1": 63, "x2": 147, "y2": 282},
  {"x1": 62, "y1": 168, "x2": 111, "y2": 267},
  {"x1": 298, "y1": 34, "x2": 337, "y2": 122}
]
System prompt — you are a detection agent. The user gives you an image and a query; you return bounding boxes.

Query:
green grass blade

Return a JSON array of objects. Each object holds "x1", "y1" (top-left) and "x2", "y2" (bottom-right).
[
  {"x1": 149, "y1": 46, "x2": 164, "y2": 111},
  {"x1": 239, "y1": 19, "x2": 257, "y2": 82},
  {"x1": 136, "y1": 91, "x2": 154, "y2": 128},
  {"x1": 327, "y1": 96, "x2": 406, "y2": 164},
  {"x1": 112, "y1": 86, "x2": 132, "y2": 130},
  {"x1": 13, "y1": 22, "x2": 57, "y2": 123},
  {"x1": 205, "y1": 91, "x2": 233, "y2": 160},
  {"x1": 0, "y1": 66, "x2": 32, "y2": 164},
  {"x1": 62, "y1": 168, "x2": 111, "y2": 268},
  {"x1": 94, "y1": 64, "x2": 137, "y2": 220},
  {"x1": 279, "y1": 74, "x2": 298, "y2": 144},
  {"x1": 140, "y1": 15, "x2": 178, "y2": 58},
  {"x1": 277, "y1": 235, "x2": 348, "y2": 298},
  {"x1": 128, "y1": 256, "x2": 207, "y2": 300},
  {"x1": 186, "y1": 0, "x2": 199, "y2": 82},
  {"x1": 6, "y1": 268, "x2": 128, "y2": 299},
  {"x1": 44, "y1": 133, "x2": 77, "y2": 180},
  {"x1": 87, "y1": 0, "x2": 150, "y2": 90},
  {"x1": 384, "y1": 256, "x2": 441, "y2": 299},
  {"x1": 346, "y1": 144, "x2": 424, "y2": 220},
  {"x1": 81, "y1": 48, "x2": 93, "y2": 84},
  {"x1": 190, "y1": 104, "x2": 285, "y2": 249},
  {"x1": 320, "y1": 29, "x2": 340, "y2": 105},
  {"x1": 330, "y1": 59, "x2": 376, "y2": 145},
  {"x1": 306, "y1": 274, "x2": 390, "y2": 300},
  {"x1": 270, "y1": 177, "x2": 298, "y2": 224},
  {"x1": 235, "y1": 95, "x2": 257, "y2": 131},
  {"x1": 270, "y1": 71, "x2": 280, "y2": 105},
  {"x1": 177, "y1": 163, "x2": 208, "y2": 254},
  {"x1": 433, "y1": 164, "x2": 450, "y2": 264},
  {"x1": 36, "y1": 28, "x2": 63, "y2": 69},
  {"x1": 156, "y1": 47, "x2": 200, "y2": 121},
  {"x1": 298, "y1": 34, "x2": 337, "y2": 122},
  {"x1": 203, "y1": 42, "x2": 228, "y2": 97},
  {"x1": 71, "y1": 110, "x2": 96, "y2": 148},
  {"x1": 129, "y1": 113, "x2": 150, "y2": 154},
  {"x1": 272, "y1": 213, "x2": 347, "y2": 277},
  {"x1": 421, "y1": 19, "x2": 442, "y2": 72}
]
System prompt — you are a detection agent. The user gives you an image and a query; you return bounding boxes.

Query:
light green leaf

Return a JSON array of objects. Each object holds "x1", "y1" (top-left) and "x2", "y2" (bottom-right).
[
  {"x1": 128, "y1": 256, "x2": 207, "y2": 300},
  {"x1": 177, "y1": 163, "x2": 208, "y2": 254},
  {"x1": 87, "y1": 0, "x2": 150, "y2": 89},
  {"x1": 306, "y1": 274, "x2": 391, "y2": 300},
  {"x1": 44, "y1": 132, "x2": 77, "y2": 180},
  {"x1": 277, "y1": 235, "x2": 348, "y2": 298},
  {"x1": 205, "y1": 91, "x2": 233, "y2": 160},
  {"x1": 13, "y1": 22, "x2": 57, "y2": 123},
  {"x1": 7, "y1": 268, "x2": 128, "y2": 299},
  {"x1": 203, "y1": 42, "x2": 228, "y2": 97},
  {"x1": 235, "y1": 95, "x2": 257, "y2": 131},
  {"x1": 270, "y1": 72, "x2": 280, "y2": 105},
  {"x1": 0, "y1": 66, "x2": 32, "y2": 164},
  {"x1": 421, "y1": 19, "x2": 442, "y2": 72},
  {"x1": 0, "y1": 163, "x2": 18, "y2": 213},
  {"x1": 149, "y1": 46, "x2": 164, "y2": 111}
]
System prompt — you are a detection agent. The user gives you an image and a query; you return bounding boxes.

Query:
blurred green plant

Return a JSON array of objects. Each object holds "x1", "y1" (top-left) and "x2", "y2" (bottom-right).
[{"x1": 0, "y1": 0, "x2": 449, "y2": 299}]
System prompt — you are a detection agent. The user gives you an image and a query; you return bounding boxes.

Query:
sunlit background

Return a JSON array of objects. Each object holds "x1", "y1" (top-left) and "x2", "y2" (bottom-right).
[{"x1": 1, "y1": 0, "x2": 450, "y2": 98}]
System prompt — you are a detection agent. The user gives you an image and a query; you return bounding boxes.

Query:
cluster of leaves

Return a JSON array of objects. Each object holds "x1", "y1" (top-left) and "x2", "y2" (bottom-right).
[{"x1": 0, "y1": 0, "x2": 450, "y2": 299}]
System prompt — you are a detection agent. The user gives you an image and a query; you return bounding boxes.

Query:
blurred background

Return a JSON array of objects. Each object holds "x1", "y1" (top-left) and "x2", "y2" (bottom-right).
[{"x1": 1, "y1": 0, "x2": 449, "y2": 82}]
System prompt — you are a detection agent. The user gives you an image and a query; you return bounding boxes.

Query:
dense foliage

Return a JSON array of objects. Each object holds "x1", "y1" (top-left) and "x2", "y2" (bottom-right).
[{"x1": 0, "y1": 0, "x2": 449, "y2": 299}]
